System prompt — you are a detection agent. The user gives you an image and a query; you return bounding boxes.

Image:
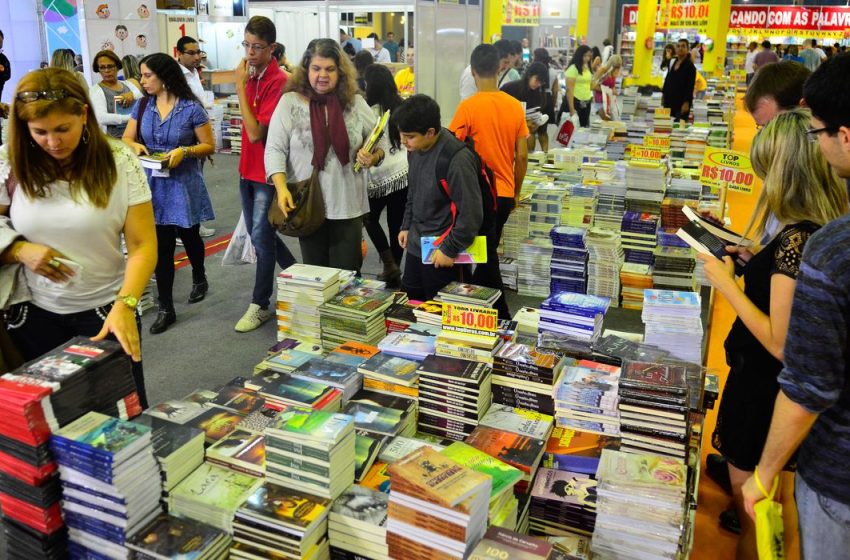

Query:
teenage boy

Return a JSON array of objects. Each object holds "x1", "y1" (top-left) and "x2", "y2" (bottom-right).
[
  {"x1": 234, "y1": 15, "x2": 296, "y2": 332},
  {"x1": 395, "y1": 95, "x2": 483, "y2": 302},
  {"x1": 741, "y1": 54, "x2": 850, "y2": 559},
  {"x1": 459, "y1": 39, "x2": 516, "y2": 101},
  {"x1": 450, "y1": 43, "x2": 528, "y2": 318}
]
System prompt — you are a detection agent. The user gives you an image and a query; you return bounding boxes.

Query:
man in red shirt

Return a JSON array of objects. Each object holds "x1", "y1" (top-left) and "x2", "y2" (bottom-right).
[{"x1": 234, "y1": 16, "x2": 296, "y2": 332}]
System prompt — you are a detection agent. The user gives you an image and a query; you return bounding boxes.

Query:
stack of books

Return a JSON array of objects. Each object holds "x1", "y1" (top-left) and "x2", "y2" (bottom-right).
[
  {"x1": 127, "y1": 513, "x2": 231, "y2": 559},
  {"x1": 3, "y1": 337, "x2": 143, "y2": 429},
  {"x1": 348, "y1": 389, "x2": 417, "y2": 438},
  {"x1": 169, "y1": 463, "x2": 263, "y2": 534},
  {"x1": 491, "y1": 342, "x2": 567, "y2": 416},
  {"x1": 144, "y1": 397, "x2": 246, "y2": 446},
  {"x1": 379, "y1": 436, "x2": 445, "y2": 464},
  {"x1": 358, "y1": 352, "x2": 420, "y2": 399},
  {"x1": 50, "y1": 412, "x2": 161, "y2": 557},
  {"x1": 500, "y1": 256, "x2": 518, "y2": 290},
  {"x1": 386, "y1": 446, "x2": 491, "y2": 559},
  {"x1": 205, "y1": 428, "x2": 267, "y2": 477},
  {"x1": 319, "y1": 286, "x2": 396, "y2": 351},
  {"x1": 651, "y1": 244, "x2": 696, "y2": 292},
  {"x1": 329, "y1": 484, "x2": 389, "y2": 559},
  {"x1": 618, "y1": 361, "x2": 690, "y2": 458},
  {"x1": 276, "y1": 264, "x2": 342, "y2": 344},
  {"x1": 469, "y1": 526, "x2": 554, "y2": 559},
  {"x1": 465, "y1": 425, "x2": 545, "y2": 494},
  {"x1": 502, "y1": 201, "x2": 531, "y2": 261},
  {"x1": 619, "y1": 262, "x2": 654, "y2": 310},
  {"x1": 385, "y1": 302, "x2": 417, "y2": 333},
  {"x1": 232, "y1": 482, "x2": 331, "y2": 560},
  {"x1": 517, "y1": 237, "x2": 555, "y2": 297},
  {"x1": 378, "y1": 331, "x2": 435, "y2": 361},
  {"x1": 437, "y1": 282, "x2": 501, "y2": 308},
  {"x1": 620, "y1": 211, "x2": 660, "y2": 268},
  {"x1": 592, "y1": 450, "x2": 687, "y2": 560},
  {"x1": 263, "y1": 407, "x2": 355, "y2": 500},
  {"x1": 0, "y1": 379, "x2": 65, "y2": 559},
  {"x1": 625, "y1": 161, "x2": 667, "y2": 215},
  {"x1": 585, "y1": 227, "x2": 623, "y2": 306},
  {"x1": 442, "y1": 442, "x2": 523, "y2": 529},
  {"x1": 289, "y1": 358, "x2": 362, "y2": 401},
  {"x1": 642, "y1": 289, "x2": 703, "y2": 363},
  {"x1": 131, "y1": 414, "x2": 205, "y2": 492},
  {"x1": 542, "y1": 427, "x2": 619, "y2": 475},
  {"x1": 592, "y1": 170, "x2": 627, "y2": 231},
  {"x1": 529, "y1": 468, "x2": 598, "y2": 537},
  {"x1": 248, "y1": 370, "x2": 343, "y2": 411},
  {"x1": 549, "y1": 226, "x2": 588, "y2": 295},
  {"x1": 538, "y1": 292, "x2": 610, "y2": 347},
  {"x1": 546, "y1": 533, "x2": 593, "y2": 559},
  {"x1": 479, "y1": 404, "x2": 554, "y2": 442},
  {"x1": 412, "y1": 301, "x2": 443, "y2": 327},
  {"x1": 415, "y1": 355, "x2": 492, "y2": 441},
  {"x1": 560, "y1": 184, "x2": 597, "y2": 228},
  {"x1": 553, "y1": 362, "x2": 621, "y2": 436}
]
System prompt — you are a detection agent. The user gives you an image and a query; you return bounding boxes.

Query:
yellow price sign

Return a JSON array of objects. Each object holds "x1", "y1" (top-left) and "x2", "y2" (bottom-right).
[
  {"x1": 442, "y1": 303, "x2": 498, "y2": 336},
  {"x1": 655, "y1": 107, "x2": 671, "y2": 118},
  {"x1": 643, "y1": 135, "x2": 671, "y2": 151},
  {"x1": 700, "y1": 147, "x2": 755, "y2": 194},
  {"x1": 629, "y1": 144, "x2": 664, "y2": 162}
]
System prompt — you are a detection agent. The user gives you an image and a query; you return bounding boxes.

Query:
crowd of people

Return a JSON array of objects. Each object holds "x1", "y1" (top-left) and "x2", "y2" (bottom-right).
[{"x1": 0, "y1": 16, "x2": 849, "y2": 559}]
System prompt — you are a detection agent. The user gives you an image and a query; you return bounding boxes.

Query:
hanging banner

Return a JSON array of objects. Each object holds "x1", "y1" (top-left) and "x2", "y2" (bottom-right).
[
  {"x1": 666, "y1": 0, "x2": 710, "y2": 32},
  {"x1": 83, "y1": 0, "x2": 159, "y2": 60},
  {"x1": 502, "y1": 0, "x2": 540, "y2": 26}
]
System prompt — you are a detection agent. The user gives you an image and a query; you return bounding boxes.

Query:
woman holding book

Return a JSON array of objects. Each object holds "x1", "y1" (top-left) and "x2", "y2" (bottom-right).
[
  {"x1": 697, "y1": 108, "x2": 848, "y2": 560},
  {"x1": 564, "y1": 46, "x2": 594, "y2": 128},
  {"x1": 357, "y1": 64, "x2": 408, "y2": 288},
  {"x1": 0, "y1": 68, "x2": 156, "y2": 406},
  {"x1": 265, "y1": 39, "x2": 374, "y2": 271},
  {"x1": 123, "y1": 53, "x2": 215, "y2": 335},
  {"x1": 90, "y1": 50, "x2": 142, "y2": 138},
  {"x1": 501, "y1": 62, "x2": 550, "y2": 153}
]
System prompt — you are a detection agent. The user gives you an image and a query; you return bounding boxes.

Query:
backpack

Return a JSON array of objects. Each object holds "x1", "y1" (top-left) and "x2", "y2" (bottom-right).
[{"x1": 433, "y1": 135, "x2": 498, "y2": 246}]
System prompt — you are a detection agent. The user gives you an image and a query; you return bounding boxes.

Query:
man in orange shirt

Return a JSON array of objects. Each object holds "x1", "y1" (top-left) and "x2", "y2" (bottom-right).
[{"x1": 450, "y1": 44, "x2": 529, "y2": 318}]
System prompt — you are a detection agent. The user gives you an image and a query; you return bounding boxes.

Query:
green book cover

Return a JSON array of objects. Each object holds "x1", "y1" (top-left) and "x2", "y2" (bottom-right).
[
  {"x1": 269, "y1": 406, "x2": 353, "y2": 444},
  {"x1": 171, "y1": 463, "x2": 262, "y2": 510},
  {"x1": 354, "y1": 431, "x2": 385, "y2": 482},
  {"x1": 344, "y1": 402, "x2": 405, "y2": 437},
  {"x1": 441, "y1": 442, "x2": 523, "y2": 500},
  {"x1": 322, "y1": 286, "x2": 395, "y2": 316}
]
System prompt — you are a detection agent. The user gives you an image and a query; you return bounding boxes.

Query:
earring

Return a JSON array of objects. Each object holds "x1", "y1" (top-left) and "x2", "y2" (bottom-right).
[
  {"x1": 29, "y1": 140, "x2": 36, "y2": 148},
  {"x1": 82, "y1": 128, "x2": 90, "y2": 145}
]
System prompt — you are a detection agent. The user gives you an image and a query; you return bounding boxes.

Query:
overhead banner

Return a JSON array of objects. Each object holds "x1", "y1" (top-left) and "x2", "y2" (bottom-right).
[
  {"x1": 502, "y1": 0, "x2": 540, "y2": 26},
  {"x1": 666, "y1": 0, "x2": 710, "y2": 32}
]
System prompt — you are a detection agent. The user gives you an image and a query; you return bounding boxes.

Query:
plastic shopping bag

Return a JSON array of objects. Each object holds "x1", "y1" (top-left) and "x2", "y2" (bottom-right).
[
  {"x1": 557, "y1": 117, "x2": 577, "y2": 146},
  {"x1": 754, "y1": 471, "x2": 785, "y2": 560},
  {"x1": 222, "y1": 213, "x2": 256, "y2": 266}
]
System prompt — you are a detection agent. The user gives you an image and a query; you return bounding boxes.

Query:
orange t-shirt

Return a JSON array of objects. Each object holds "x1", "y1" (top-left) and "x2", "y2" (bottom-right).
[{"x1": 449, "y1": 91, "x2": 529, "y2": 198}]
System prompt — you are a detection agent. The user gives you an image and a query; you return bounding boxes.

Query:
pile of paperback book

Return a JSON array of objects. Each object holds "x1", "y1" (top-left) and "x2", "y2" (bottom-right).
[
  {"x1": 642, "y1": 289, "x2": 703, "y2": 363},
  {"x1": 277, "y1": 264, "x2": 342, "y2": 344},
  {"x1": 416, "y1": 354, "x2": 492, "y2": 441},
  {"x1": 127, "y1": 514, "x2": 230, "y2": 559},
  {"x1": 585, "y1": 227, "x2": 623, "y2": 305},
  {"x1": 329, "y1": 484, "x2": 389, "y2": 559},
  {"x1": 553, "y1": 361, "x2": 621, "y2": 436},
  {"x1": 549, "y1": 226, "x2": 588, "y2": 295},
  {"x1": 529, "y1": 467, "x2": 598, "y2": 537},
  {"x1": 319, "y1": 286, "x2": 396, "y2": 350},
  {"x1": 538, "y1": 292, "x2": 610, "y2": 349},
  {"x1": 491, "y1": 342, "x2": 567, "y2": 417}
]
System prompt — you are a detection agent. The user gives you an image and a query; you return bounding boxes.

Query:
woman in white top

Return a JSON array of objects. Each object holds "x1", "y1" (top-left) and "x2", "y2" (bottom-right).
[
  {"x1": 266, "y1": 39, "x2": 374, "y2": 271},
  {"x1": 90, "y1": 49, "x2": 142, "y2": 138},
  {"x1": 0, "y1": 68, "x2": 157, "y2": 407}
]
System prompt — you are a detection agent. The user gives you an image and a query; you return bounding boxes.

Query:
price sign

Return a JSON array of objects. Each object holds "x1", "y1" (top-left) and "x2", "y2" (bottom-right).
[
  {"x1": 655, "y1": 107, "x2": 671, "y2": 118},
  {"x1": 629, "y1": 144, "x2": 664, "y2": 163},
  {"x1": 643, "y1": 135, "x2": 671, "y2": 151},
  {"x1": 442, "y1": 303, "x2": 498, "y2": 337},
  {"x1": 700, "y1": 147, "x2": 755, "y2": 194}
]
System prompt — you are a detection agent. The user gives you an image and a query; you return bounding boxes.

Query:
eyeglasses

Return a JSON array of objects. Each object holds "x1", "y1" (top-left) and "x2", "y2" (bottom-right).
[
  {"x1": 98, "y1": 64, "x2": 117, "y2": 71},
  {"x1": 806, "y1": 126, "x2": 838, "y2": 141},
  {"x1": 16, "y1": 90, "x2": 68, "y2": 103},
  {"x1": 241, "y1": 41, "x2": 271, "y2": 52},
  {"x1": 181, "y1": 49, "x2": 201, "y2": 56}
]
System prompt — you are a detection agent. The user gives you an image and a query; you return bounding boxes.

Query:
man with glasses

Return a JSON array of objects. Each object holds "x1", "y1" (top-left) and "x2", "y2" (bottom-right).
[
  {"x1": 176, "y1": 36, "x2": 207, "y2": 107},
  {"x1": 233, "y1": 15, "x2": 296, "y2": 333},
  {"x1": 741, "y1": 54, "x2": 850, "y2": 559}
]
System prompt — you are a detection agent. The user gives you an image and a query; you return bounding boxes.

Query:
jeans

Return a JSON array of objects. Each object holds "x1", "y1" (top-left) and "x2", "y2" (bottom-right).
[
  {"x1": 365, "y1": 188, "x2": 408, "y2": 264},
  {"x1": 239, "y1": 178, "x2": 297, "y2": 309},
  {"x1": 402, "y1": 252, "x2": 469, "y2": 302},
  {"x1": 796, "y1": 472, "x2": 850, "y2": 559},
  {"x1": 472, "y1": 196, "x2": 514, "y2": 319},
  {"x1": 299, "y1": 217, "x2": 363, "y2": 272},
  {"x1": 6, "y1": 302, "x2": 148, "y2": 409},
  {"x1": 155, "y1": 224, "x2": 205, "y2": 307}
]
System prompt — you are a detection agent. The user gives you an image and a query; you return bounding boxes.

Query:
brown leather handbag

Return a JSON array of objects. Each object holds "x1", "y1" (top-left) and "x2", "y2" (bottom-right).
[{"x1": 268, "y1": 169, "x2": 326, "y2": 237}]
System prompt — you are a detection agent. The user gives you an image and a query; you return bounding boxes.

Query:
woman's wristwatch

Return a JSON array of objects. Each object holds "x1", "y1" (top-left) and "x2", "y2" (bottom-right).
[{"x1": 116, "y1": 294, "x2": 138, "y2": 311}]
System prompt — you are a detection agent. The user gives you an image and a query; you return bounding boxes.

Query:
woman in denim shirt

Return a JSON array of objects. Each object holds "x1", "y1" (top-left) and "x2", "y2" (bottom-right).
[{"x1": 123, "y1": 53, "x2": 215, "y2": 334}]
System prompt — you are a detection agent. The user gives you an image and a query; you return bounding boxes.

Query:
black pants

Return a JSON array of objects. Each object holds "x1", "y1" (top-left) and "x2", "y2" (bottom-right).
[
  {"x1": 6, "y1": 302, "x2": 148, "y2": 409},
  {"x1": 299, "y1": 217, "x2": 363, "y2": 272},
  {"x1": 576, "y1": 100, "x2": 592, "y2": 128},
  {"x1": 365, "y1": 188, "x2": 408, "y2": 264},
  {"x1": 155, "y1": 224, "x2": 205, "y2": 307},
  {"x1": 472, "y1": 196, "x2": 514, "y2": 319},
  {"x1": 402, "y1": 252, "x2": 468, "y2": 302}
]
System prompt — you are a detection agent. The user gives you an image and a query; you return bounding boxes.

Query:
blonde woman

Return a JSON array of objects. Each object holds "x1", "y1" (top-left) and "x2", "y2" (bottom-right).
[
  {"x1": 592, "y1": 55, "x2": 622, "y2": 121},
  {"x1": 49, "y1": 48, "x2": 88, "y2": 90},
  {"x1": 698, "y1": 108, "x2": 848, "y2": 560}
]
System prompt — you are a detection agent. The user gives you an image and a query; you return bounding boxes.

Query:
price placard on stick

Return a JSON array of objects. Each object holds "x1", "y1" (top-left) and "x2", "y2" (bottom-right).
[
  {"x1": 700, "y1": 147, "x2": 755, "y2": 194},
  {"x1": 629, "y1": 145, "x2": 664, "y2": 163},
  {"x1": 643, "y1": 135, "x2": 671, "y2": 151},
  {"x1": 442, "y1": 303, "x2": 498, "y2": 337}
]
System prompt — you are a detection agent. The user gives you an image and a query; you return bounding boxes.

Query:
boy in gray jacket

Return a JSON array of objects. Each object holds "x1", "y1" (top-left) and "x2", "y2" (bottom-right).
[{"x1": 394, "y1": 95, "x2": 483, "y2": 301}]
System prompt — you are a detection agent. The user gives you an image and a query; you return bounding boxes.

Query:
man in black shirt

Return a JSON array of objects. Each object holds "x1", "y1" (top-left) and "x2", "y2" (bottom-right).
[
  {"x1": 662, "y1": 38, "x2": 696, "y2": 122},
  {"x1": 0, "y1": 30, "x2": 10, "y2": 101}
]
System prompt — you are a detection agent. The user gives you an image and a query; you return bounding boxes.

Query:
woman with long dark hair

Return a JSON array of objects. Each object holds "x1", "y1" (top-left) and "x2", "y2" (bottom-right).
[
  {"x1": 660, "y1": 43, "x2": 675, "y2": 75},
  {"x1": 532, "y1": 49, "x2": 560, "y2": 152},
  {"x1": 565, "y1": 45, "x2": 593, "y2": 127},
  {"x1": 502, "y1": 62, "x2": 550, "y2": 152},
  {"x1": 356, "y1": 64, "x2": 408, "y2": 287},
  {"x1": 266, "y1": 39, "x2": 374, "y2": 271},
  {"x1": 0, "y1": 68, "x2": 156, "y2": 406},
  {"x1": 123, "y1": 53, "x2": 215, "y2": 334}
]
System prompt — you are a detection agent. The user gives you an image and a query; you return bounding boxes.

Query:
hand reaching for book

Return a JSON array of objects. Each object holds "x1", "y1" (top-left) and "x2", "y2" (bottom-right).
[{"x1": 696, "y1": 253, "x2": 737, "y2": 294}]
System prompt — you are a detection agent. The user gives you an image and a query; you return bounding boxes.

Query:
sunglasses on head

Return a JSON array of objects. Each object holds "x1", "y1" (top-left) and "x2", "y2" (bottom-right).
[{"x1": 16, "y1": 90, "x2": 68, "y2": 103}]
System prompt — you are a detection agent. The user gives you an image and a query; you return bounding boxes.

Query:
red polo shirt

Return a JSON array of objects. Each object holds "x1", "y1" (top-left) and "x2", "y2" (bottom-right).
[{"x1": 238, "y1": 62, "x2": 287, "y2": 183}]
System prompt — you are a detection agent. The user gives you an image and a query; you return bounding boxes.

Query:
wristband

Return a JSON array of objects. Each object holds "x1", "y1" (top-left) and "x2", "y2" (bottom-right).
[
  {"x1": 753, "y1": 466, "x2": 777, "y2": 500},
  {"x1": 10, "y1": 241, "x2": 24, "y2": 263}
]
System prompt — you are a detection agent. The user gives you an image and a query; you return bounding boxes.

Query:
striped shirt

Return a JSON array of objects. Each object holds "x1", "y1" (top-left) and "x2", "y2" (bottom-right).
[{"x1": 778, "y1": 214, "x2": 850, "y2": 506}]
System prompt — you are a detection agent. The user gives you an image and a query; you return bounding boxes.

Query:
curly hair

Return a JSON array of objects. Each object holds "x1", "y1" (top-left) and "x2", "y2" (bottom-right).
[
  {"x1": 9, "y1": 68, "x2": 116, "y2": 208},
  {"x1": 285, "y1": 39, "x2": 359, "y2": 110},
  {"x1": 139, "y1": 53, "x2": 200, "y2": 104}
]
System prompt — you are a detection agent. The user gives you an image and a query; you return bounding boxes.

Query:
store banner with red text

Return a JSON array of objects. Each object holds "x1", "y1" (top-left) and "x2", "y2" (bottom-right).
[{"x1": 503, "y1": 0, "x2": 540, "y2": 26}]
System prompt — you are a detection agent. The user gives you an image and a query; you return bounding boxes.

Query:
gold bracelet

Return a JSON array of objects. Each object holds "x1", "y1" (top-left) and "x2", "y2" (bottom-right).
[{"x1": 9, "y1": 241, "x2": 23, "y2": 263}]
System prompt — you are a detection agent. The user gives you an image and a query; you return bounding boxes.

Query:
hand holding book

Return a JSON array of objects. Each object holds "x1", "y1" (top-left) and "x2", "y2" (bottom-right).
[{"x1": 695, "y1": 252, "x2": 738, "y2": 295}]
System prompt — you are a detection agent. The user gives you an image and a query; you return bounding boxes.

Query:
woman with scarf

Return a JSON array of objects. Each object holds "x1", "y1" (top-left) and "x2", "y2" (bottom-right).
[{"x1": 265, "y1": 39, "x2": 374, "y2": 271}]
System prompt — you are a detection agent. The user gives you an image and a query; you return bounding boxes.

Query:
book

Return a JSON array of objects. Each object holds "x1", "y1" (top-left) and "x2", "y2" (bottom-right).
[
  {"x1": 441, "y1": 442, "x2": 522, "y2": 502},
  {"x1": 421, "y1": 236, "x2": 488, "y2": 264},
  {"x1": 344, "y1": 402, "x2": 406, "y2": 438},
  {"x1": 126, "y1": 513, "x2": 230, "y2": 558},
  {"x1": 138, "y1": 152, "x2": 169, "y2": 170},
  {"x1": 169, "y1": 463, "x2": 264, "y2": 533},
  {"x1": 542, "y1": 427, "x2": 619, "y2": 475},
  {"x1": 469, "y1": 526, "x2": 553, "y2": 560},
  {"x1": 266, "y1": 406, "x2": 354, "y2": 446},
  {"x1": 465, "y1": 426, "x2": 545, "y2": 480},
  {"x1": 237, "y1": 481, "x2": 330, "y2": 532},
  {"x1": 479, "y1": 405, "x2": 553, "y2": 441},
  {"x1": 358, "y1": 353, "x2": 419, "y2": 387},
  {"x1": 355, "y1": 431, "x2": 386, "y2": 483},
  {"x1": 51, "y1": 411, "x2": 151, "y2": 467},
  {"x1": 354, "y1": 109, "x2": 390, "y2": 172}
]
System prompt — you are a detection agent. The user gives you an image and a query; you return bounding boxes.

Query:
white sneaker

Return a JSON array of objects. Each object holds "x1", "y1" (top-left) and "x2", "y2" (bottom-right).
[
  {"x1": 199, "y1": 225, "x2": 215, "y2": 237},
  {"x1": 235, "y1": 303, "x2": 272, "y2": 332}
]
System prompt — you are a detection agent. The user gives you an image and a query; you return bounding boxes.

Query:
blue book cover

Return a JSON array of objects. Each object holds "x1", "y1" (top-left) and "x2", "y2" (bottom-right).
[
  {"x1": 541, "y1": 292, "x2": 610, "y2": 316},
  {"x1": 64, "y1": 510, "x2": 128, "y2": 544},
  {"x1": 643, "y1": 289, "x2": 701, "y2": 308}
]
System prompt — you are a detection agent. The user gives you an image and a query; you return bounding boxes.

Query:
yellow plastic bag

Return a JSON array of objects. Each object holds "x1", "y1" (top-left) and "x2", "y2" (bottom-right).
[{"x1": 753, "y1": 469, "x2": 785, "y2": 560}]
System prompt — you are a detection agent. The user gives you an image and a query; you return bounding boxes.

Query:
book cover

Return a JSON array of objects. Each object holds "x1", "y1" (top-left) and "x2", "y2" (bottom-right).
[
  {"x1": 269, "y1": 406, "x2": 353, "y2": 444},
  {"x1": 531, "y1": 468, "x2": 597, "y2": 510},
  {"x1": 387, "y1": 446, "x2": 491, "y2": 507},
  {"x1": 171, "y1": 463, "x2": 263, "y2": 510},
  {"x1": 213, "y1": 386, "x2": 266, "y2": 414},
  {"x1": 323, "y1": 287, "x2": 395, "y2": 316},
  {"x1": 620, "y1": 362, "x2": 687, "y2": 394},
  {"x1": 379, "y1": 436, "x2": 444, "y2": 464},
  {"x1": 465, "y1": 426, "x2": 544, "y2": 474},
  {"x1": 359, "y1": 354, "x2": 419, "y2": 385},
  {"x1": 145, "y1": 400, "x2": 206, "y2": 423},
  {"x1": 360, "y1": 461, "x2": 390, "y2": 493},
  {"x1": 441, "y1": 442, "x2": 522, "y2": 500},
  {"x1": 257, "y1": 372, "x2": 343, "y2": 408},
  {"x1": 279, "y1": 263, "x2": 341, "y2": 286},
  {"x1": 126, "y1": 513, "x2": 225, "y2": 557},
  {"x1": 183, "y1": 408, "x2": 245, "y2": 444},
  {"x1": 131, "y1": 414, "x2": 203, "y2": 461},
  {"x1": 333, "y1": 342, "x2": 380, "y2": 360},
  {"x1": 469, "y1": 527, "x2": 553, "y2": 560},
  {"x1": 292, "y1": 359, "x2": 360, "y2": 384},
  {"x1": 421, "y1": 236, "x2": 488, "y2": 264},
  {"x1": 439, "y1": 282, "x2": 500, "y2": 302},
  {"x1": 479, "y1": 405, "x2": 553, "y2": 441},
  {"x1": 239, "y1": 481, "x2": 330, "y2": 530},
  {"x1": 331, "y1": 484, "x2": 388, "y2": 528},
  {"x1": 596, "y1": 449, "x2": 686, "y2": 492},
  {"x1": 53, "y1": 412, "x2": 150, "y2": 460},
  {"x1": 542, "y1": 427, "x2": 618, "y2": 474},
  {"x1": 344, "y1": 402, "x2": 405, "y2": 437},
  {"x1": 265, "y1": 349, "x2": 315, "y2": 371},
  {"x1": 355, "y1": 431, "x2": 385, "y2": 482},
  {"x1": 417, "y1": 355, "x2": 489, "y2": 384}
]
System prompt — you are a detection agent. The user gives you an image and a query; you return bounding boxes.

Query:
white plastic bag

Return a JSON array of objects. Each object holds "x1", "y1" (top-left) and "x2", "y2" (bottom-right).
[{"x1": 222, "y1": 213, "x2": 256, "y2": 266}]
